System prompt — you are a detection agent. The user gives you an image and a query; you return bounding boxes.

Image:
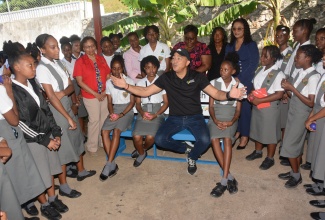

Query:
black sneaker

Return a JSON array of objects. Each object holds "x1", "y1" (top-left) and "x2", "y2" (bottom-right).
[
  {"x1": 227, "y1": 178, "x2": 238, "y2": 194},
  {"x1": 210, "y1": 183, "x2": 227, "y2": 198},
  {"x1": 259, "y1": 157, "x2": 275, "y2": 170},
  {"x1": 131, "y1": 150, "x2": 139, "y2": 159},
  {"x1": 246, "y1": 150, "x2": 263, "y2": 161},
  {"x1": 40, "y1": 205, "x2": 62, "y2": 220},
  {"x1": 304, "y1": 183, "x2": 317, "y2": 189},
  {"x1": 278, "y1": 171, "x2": 291, "y2": 180},
  {"x1": 50, "y1": 196, "x2": 69, "y2": 213},
  {"x1": 310, "y1": 212, "x2": 325, "y2": 220},
  {"x1": 187, "y1": 158, "x2": 197, "y2": 175},
  {"x1": 24, "y1": 205, "x2": 39, "y2": 216},
  {"x1": 285, "y1": 176, "x2": 302, "y2": 188},
  {"x1": 301, "y1": 162, "x2": 311, "y2": 170}
]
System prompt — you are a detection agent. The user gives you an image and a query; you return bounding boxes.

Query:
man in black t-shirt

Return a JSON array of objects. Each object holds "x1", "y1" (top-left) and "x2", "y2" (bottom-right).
[{"x1": 111, "y1": 48, "x2": 245, "y2": 175}]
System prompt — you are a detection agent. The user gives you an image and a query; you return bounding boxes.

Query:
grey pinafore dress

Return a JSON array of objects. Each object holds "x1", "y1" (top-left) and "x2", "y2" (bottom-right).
[
  {"x1": 39, "y1": 60, "x2": 84, "y2": 165},
  {"x1": 208, "y1": 80, "x2": 238, "y2": 142},
  {"x1": 102, "y1": 103, "x2": 134, "y2": 131},
  {"x1": 133, "y1": 103, "x2": 165, "y2": 136},
  {"x1": 279, "y1": 48, "x2": 293, "y2": 129},
  {"x1": 280, "y1": 70, "x2": 319, "y2": 158},
  {"x1": 0, "y1": 119, "x2": 46, "y2": 205},
  {"x1": 250, "y1": 68, "x2": 281, "y2": 144},
  {"x1": 310, "y1": 79, "x2": 325, "y2": 181},
  {"x1": 0, "y1": 162, "x2": 24, "y2": 220},
  {"x1": 72, "y1": 79, "x2": 88, "y2": 118}
]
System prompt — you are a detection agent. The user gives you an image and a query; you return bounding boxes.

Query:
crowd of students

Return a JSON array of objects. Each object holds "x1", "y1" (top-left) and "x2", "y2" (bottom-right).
[{"x1": 0, "y1": 17, "x2": 324, "y2": 220}]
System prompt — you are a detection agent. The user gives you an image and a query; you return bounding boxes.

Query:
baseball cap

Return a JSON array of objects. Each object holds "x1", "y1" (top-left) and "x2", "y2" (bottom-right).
[{"x1": 171, "y1": 48, "x2": 190, "y2": 61}]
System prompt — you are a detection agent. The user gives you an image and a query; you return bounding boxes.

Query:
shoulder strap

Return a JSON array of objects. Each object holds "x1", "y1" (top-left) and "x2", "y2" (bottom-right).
[
  {"x1": 213, "y1": 80, "x2": 235, "y2": 105},
  {"x1": 296, "y1": 70, "x2": 319, "y2": 92},
  {"x1": 39, "y1": 60, "x2": 65, "y2": 91},
  {"x1": 259, "y1": 69, "x2": 279, "y2": 94},
  {"x1": 280, "y1": 48, "x2": 293, "y2": 72}
]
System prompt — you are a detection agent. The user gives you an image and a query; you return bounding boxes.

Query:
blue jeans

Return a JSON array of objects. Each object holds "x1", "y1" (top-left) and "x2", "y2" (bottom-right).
[{"x1": 155, "y1": 114, "x2": 210, "y2": 160}]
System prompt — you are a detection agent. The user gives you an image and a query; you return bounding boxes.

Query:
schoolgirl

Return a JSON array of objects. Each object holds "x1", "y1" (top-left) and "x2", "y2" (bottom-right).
[
  {"x1": 3, "y1": 41, "x2": 67, "y2": 219},
  {"x1": 26, "y1": 42, "x2": 41, "y2": 64},
  {"x1": 139, "y1": 25, "x2": 171, "y2": 75},
  {"x1": 131, "y1": 55, "x2": 168, "y2": 167},
  {"x1": 35, "y1": 34, "x2": 96, "y2": 196},
  {"x1": 304, "y1": 28, "x2": 325, "y2": 171},
  {"x1": 279, "y1": 45, "x2": 322, "y2": 188},
  {"x1": 274, "y1": 25, "x2": 293, "y2": 166},
  {"x1": 109, "y1": 33, "x2": 123, "y2": 55},
  {"x1": 208, "y1": 52, "x2": 243, "y2": 197},
  {"x1": 100, "y1": 55, "x2": 135, "y2": 181},
  {"x1": 246, "y1": 45, "x2": 285, "y2": 170},
  {"x1": 69, "y1": 34, "x2": 83, "y2": 59},
  {"x1": 100, "y1": 36, "x2": 115, "y2": 68},
  {"x1": 0, "y1": 140, "x2": 24, "y2": 220}
]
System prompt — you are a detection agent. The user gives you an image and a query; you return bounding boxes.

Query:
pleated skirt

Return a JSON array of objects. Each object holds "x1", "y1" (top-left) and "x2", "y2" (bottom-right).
[{"x1": 102, "y1": 104, "x2": 134, "y2": 131}]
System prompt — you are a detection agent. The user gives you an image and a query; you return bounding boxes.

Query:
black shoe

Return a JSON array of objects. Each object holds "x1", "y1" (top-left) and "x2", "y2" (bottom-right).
[
  {"x1": 99, "y1": 165, "x2": 119, "y2": 181},
  {"x1": 227, "y1": 178, "x2": 238, "y2": 194},
  {"x1": 304, "y1": 183, "x2": 317, "y2": 189},
  {"x1": 131, "y1": 150, "x2": 139, "y2": 159},
  {"x1": 187, "y1": 158, "x2": 197, "y2": 175},
  {"x1": 259, "y1": 157, "x2": 275, "y2": 170},
  {"x1": 25, "y1": 217, "x2": 40, "y2": 220},
  {"x1": 285, "y1": 176, "x2": 302, "y2": 188},
  {"x1": 50, "y1": 196, "x2": 69, "y2": 213},
  {"x1": 246, "y1": 150, "x2": 263, "y2": 161},
  {"x1": 301, "y1": 162, "x2": 311, "y2": 170},
  {"x1": 278, "y1": 171, "x2": 291, "y2": 180},
  {"x1": 310, "y1": 212, "x2": 325, "y2": 220},
  {"x1": 280, "y1": 159, "x2": 290, "y2": 166},
  {"x1": 133, "y1": 152, "x2": 147, "y2": 167},
  {"x1": 306, "y1": 187, "x2": 325, "y2": 196},
  {"x1": 77, "y1": 170, "x2": 96, "y2": 181},
  {"x1": 236, "y1": 144, "x2": 247, "y2": 150},
  {"x1": 210, "y1": 183, "x2": 227, "y2": 198},
  {"x1": 24, "y1": 205, "x2": 39, "y2": 216},
  {"x1": 310, "y1": 200, "x2": 325, "y2": 208},
  {"x1": 66, "y1": 169, "x2": 78, "y2": 178},
  {"x1": 40, "y1": 205, "x2": 62, "y2": 220},
  {"x1": 59, "y1": 189, "x2": 82, "y2": 198}
]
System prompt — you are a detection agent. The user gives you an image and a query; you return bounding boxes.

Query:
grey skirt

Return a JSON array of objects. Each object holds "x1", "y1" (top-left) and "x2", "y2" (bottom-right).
[
  {"x1": 102, "y1": 103, "x2": 134, "y2": 131},
  {"x1": 0, "y1": 163, "x2": 24, "y2": 220},
  {"x1": 49, "y1": 96, "x2": 84, "y2": 165},
  {"x1": 0, "y1": 120, "x2": 46, "y2": 205},
  {"x1": 133, "y1": 103, "x2": 165, "y2": 136},
  {"x1": 72, "y1": 79, "x2": 88, "y2": 118},
  {"x1": 311, "y1": 113, "x2": 325, "y2": 181},
  {"x1": 250, "y1": 101, "x2": 281, "y2": 144},
  {"x1": 208, "y1": 104, "x2": 237, "y2": 141},
  {"x1": 281, "y1": 99, "x2": 311, "y2": 158},
  {"x1": 280, "y1": 100, "x2": 289, "y2": 129},
  {"x1": 27, "y1": 142, "x2": 62, "y2": 188}
]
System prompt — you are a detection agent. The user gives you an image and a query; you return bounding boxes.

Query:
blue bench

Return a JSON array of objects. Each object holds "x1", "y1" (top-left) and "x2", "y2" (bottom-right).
[{"x1": 113, "y1": 117, "x2": 223, "y2": 166}]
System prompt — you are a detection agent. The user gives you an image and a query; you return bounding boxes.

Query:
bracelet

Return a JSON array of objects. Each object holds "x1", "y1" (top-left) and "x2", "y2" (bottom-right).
[
  {"x1": 125, "y1": 84, "x2": 129, "y2": 90},
  {"x1": 120, "y1": 112, "x2": 125, "y2": 117}
]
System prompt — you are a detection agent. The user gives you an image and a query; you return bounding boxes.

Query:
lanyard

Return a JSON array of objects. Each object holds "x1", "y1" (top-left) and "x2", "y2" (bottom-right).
[{"x1": 145, "y1": 81, "x2": 151, "y2": 102}]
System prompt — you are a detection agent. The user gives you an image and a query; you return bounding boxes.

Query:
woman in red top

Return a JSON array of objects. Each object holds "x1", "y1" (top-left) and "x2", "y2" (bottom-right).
[{"x1": 74, "y1": 36, "x2": 111, "y2": 155}]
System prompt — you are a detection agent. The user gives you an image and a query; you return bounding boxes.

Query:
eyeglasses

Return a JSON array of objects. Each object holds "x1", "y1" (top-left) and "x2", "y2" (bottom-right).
[{"x1": 232, "y1": 28, "x2": 244, "y2": 32}]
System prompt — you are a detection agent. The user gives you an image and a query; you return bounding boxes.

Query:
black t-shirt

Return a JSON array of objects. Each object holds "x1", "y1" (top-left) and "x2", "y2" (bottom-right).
[
  {"x1": 207, "y1": 44, "x2": 226, "y2": 81},
  {"x1": 154, "y1": 69, "x2": 210, "y2": 116}
]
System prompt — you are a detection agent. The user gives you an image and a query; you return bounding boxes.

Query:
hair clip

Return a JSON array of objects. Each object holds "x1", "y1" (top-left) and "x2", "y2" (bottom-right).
[{"x1": 282, "y1": 31, "x2": 287, "y2": 34}]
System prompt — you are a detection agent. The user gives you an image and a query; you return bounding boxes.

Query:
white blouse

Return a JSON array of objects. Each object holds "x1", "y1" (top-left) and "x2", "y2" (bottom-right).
[
  {"x1": 0, "y1": 85, "x2": 13, "y2": 120},
  {"x1": 136, "y1": 75, "x2": 166, "y2": 104},
  {"x1": 253, "y1": 64, "x2": 285, "y2": 94},
  {"x1": 106, "y1": 74, "x2": 135, "y2": 104}
]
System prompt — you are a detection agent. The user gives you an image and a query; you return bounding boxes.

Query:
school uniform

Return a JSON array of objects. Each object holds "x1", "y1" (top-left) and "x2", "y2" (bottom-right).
[
  {"x1": 12, "y1": 79, "x2": 62, "y2": 188},
  {"x1": 315, "y1": 60, "x2": 325, "y2": 76},
  {"x1": 308, "y1": 74, "x2": 325, "y2": 181},
  {"x1": 133, "y1": 76, "x2": 166, "y2": 136},
  {"x1": 0, "y1": 162, "x2": 24, "y2": 220},
  {"x1": 281, "y1": 67, "x2": 320, "y2": 158},
  {"x1": 36, "y1": 57, "x2": 84, "y2": 165},
  {"x1": 61, "y1": 58, "x2": 88, "y2": 118},
  {"x1": 139, "y1": 41, "x2": 171, "y2": 74},
  {"x1": 276, "y1": 46, "x2": 293, "y2": 129},
  {"x1": 208, "y1": 77, "x2": 244, "y2": 142},
  {"x1": 102, "y1": 75, "x2": 135, "y2": 131},
  {"x1": 0, "y1": 85, "x2": 46, "y2": 205},
  {"x1": 250, "y1": 65, "x2": 285, "y2": 144}
]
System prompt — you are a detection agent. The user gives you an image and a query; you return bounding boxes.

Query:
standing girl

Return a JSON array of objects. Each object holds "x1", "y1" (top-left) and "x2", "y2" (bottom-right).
[
  {"x1": 246, "y1": 46, "x2": 285, "y2": 170},
  {"x1": 109, "y1": 33, "x2": 123, "y2": 55},
  {"x1": 100, "y1": 55, "x2": 135, "y2": 181},
  {"x1": 3, "y1": 41, "x2": 67, "y2": 219},
  {"x1": 69, "y1": 34, "x2": 83, "y2": 59},
  {"x1": 131, "y1": 55, "x2": 168, "y2": 167},
  {"x1": 101, "y1": 36, "x2": 115, "y2": 68},
  {"x1": 139, "y1": 25, "x2": 171, "y2": 75},
  {"x1": 36, "y1": 34, "x2": 96, "y2": 195},
  {"x1": 208, "y1": 52, "x2": 243, "y2": 198},
  {"x1": 279, "y1": 45, "x2": 322, "y2": 188},
  {"x1": 225, "y1": 18, "x2": 259, "y2": 150}
]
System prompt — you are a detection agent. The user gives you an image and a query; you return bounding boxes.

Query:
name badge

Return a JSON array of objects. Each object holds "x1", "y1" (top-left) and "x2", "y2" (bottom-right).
[{"x1": 147, "y1": 103, "x2": 153, "y2": 113}]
